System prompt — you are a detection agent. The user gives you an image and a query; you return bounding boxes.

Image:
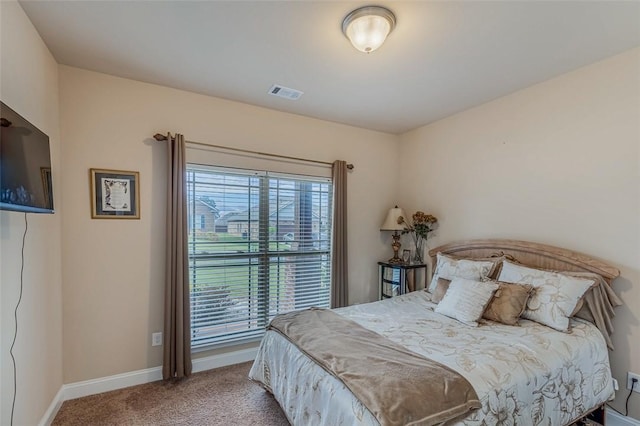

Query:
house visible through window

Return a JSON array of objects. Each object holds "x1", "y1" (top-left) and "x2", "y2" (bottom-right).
[{"x1": 186, "y1": 165, "x2": 333, "y2": 348}]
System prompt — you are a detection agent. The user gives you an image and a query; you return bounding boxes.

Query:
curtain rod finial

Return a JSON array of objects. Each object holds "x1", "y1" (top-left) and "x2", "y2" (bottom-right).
[{"x1": 154, "y1": 133, "x2": 168, "y2": 141}]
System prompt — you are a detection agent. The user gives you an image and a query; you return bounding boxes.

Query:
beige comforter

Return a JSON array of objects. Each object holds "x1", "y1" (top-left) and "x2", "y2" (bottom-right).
[{"x1": 267, "y1": 308, "x2": 481, "y2": 426}]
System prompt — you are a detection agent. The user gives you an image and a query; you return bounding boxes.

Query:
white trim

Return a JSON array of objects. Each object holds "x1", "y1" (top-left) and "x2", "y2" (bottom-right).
[
  {"x1": 38, "y1": 387, "x2": 65, "y2": 426},
  {"x1": 608, "y1": 409, "x2": 640, "y2": 426},
  {"x1": 39, "y1": 347, "x2": 257, "y2": 424},
  {"x1": 63, "y1": 365, "x2": 163, "y2": 400},
  {"x1": 192, "y1": 347, "x2": 257, "y2": 373}
]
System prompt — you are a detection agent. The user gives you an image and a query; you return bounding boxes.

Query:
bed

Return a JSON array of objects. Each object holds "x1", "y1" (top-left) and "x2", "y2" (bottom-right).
[{"x1": 249, "y1": 239, "x2": 622, "y2": 426}]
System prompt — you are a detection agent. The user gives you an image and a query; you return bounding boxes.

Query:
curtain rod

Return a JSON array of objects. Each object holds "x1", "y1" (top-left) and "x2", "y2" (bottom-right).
[{"x1": 153, "y1": 133, "x2": 354, "y2": 170}]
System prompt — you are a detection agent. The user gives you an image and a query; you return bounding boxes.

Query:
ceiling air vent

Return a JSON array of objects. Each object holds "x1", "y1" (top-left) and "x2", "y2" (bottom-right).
[{"x1": 268, "y1": 84, "x2": 303, "y2": 101}]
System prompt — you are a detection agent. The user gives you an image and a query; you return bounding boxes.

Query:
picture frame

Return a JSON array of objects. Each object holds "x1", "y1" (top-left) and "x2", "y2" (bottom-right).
[
  {"x1": 90, "y1": 168, "x2": 140, "y2": 219},
  {"x1": 402, "y1": 249, "x2": 411, "y2": 264}
]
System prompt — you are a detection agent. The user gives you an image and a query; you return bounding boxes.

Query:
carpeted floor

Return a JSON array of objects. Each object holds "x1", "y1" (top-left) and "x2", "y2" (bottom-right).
[{"x1": 52, "y1": 362, "x2": 289, "y2": 425}]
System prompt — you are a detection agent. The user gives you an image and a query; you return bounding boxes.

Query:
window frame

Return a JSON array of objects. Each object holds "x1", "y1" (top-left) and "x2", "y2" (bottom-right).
[{"x1": 186, "y1": 164, "x2": 333, "y2": 350}]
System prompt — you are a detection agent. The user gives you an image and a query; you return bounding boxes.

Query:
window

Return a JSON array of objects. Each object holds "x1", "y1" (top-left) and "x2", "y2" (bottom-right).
[{"x1": 186, "y1": 165, "x2": 333, "y2": 348}]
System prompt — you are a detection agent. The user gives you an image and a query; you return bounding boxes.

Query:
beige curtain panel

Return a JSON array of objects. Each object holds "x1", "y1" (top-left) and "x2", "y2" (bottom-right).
[
  {"x1": 163, "y1": 133, "x2": 192, "y2": 380},
  {"x1": 331, "y1": 160, "x2": 349, "y2": 308}
]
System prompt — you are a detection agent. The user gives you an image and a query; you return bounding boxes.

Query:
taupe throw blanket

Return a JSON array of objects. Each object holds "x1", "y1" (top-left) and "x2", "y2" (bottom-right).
[{"x1": 268, "y1": 308, "x2": 481, "y2": 426}]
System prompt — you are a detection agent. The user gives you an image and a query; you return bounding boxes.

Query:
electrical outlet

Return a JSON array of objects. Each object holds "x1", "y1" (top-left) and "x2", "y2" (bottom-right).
[
  {"x1": 627, "y1": 372, "x2": 640, "y2": 393},
  {"x1": 152, "y1": 332, "x2": 163, "y2": 347}
]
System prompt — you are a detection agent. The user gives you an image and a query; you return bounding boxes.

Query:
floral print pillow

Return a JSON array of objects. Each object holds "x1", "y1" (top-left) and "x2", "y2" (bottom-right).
[
  {"x1": 498, "y1": 260, "x2": 596, "y2": 332},
  {"x1": 429, "y1": 253, "x2": 497, "y2": 292}
]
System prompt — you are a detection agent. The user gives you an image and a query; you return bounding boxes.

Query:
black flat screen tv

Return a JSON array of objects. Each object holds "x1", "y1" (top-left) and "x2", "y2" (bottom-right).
[{"x1": 0, "y1": 101, "x2": 54, "y2": 214}]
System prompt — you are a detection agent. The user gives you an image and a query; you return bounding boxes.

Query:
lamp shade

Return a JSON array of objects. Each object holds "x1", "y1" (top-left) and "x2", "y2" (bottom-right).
[
  {"x1": 342, "y1": 6, "x2": 396, "y2": 53},
  {"x1": 380, "y1": 206, "x2": 406, "y2": 231}
]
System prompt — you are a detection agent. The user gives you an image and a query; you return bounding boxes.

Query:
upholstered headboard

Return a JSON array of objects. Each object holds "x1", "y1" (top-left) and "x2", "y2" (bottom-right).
[{"x1": 428, "y1": 239, "x2": 619, "y2": 284}]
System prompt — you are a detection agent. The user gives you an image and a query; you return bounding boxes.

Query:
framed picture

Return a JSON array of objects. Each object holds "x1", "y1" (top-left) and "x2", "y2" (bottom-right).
[
  {"x1": 90, "y1": 168, "x2": 140, "y2": 219},
  {"x1": 402, "y1": 249, "x2": 411, "y2": 264}
]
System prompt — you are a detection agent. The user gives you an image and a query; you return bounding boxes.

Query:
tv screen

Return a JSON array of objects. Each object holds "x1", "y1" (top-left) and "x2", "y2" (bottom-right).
[{"x1": 0, "y1": 101, "x2": 54, "y2": 214}]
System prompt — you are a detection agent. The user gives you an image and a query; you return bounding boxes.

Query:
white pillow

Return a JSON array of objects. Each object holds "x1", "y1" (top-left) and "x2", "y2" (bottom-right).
[
  {"x1": 429, "y1": 253, "x2": 497, "y2": 292},
  {"x1": 435, "y1": 278, "x2": 499, "y2": 327},
  {"x1": 497, "y1": 260, "x2": 595, "y2": 332}
]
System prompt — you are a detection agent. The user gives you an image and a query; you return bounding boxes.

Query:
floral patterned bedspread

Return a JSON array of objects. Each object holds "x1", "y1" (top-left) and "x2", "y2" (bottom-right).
[{"x1": 249, "y1": 291, "x2": 614, "y2": 426}]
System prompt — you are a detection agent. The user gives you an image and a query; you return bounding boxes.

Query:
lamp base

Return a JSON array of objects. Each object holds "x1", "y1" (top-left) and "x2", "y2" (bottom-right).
[{"x1": 387, "y1": 231, "x2": 403, "y2": 265}]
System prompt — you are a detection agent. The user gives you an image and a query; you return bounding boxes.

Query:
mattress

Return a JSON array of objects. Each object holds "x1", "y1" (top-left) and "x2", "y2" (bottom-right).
[{"x1": 249, "y1": 291, "x2": 615, "y2": 426}]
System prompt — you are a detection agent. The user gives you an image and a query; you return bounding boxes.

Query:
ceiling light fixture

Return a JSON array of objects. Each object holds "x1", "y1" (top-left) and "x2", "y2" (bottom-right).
[{"x1": 342, "y1": 5, "x2": 396, "y2": 53}]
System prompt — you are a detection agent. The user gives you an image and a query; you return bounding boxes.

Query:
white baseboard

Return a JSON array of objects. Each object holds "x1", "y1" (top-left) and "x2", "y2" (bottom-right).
[
  {"x1": 63, "y1": 365, "x2": 163, "y2": 401},
  {"x1": 192, "y1": 347, "x2": 257, "y2": 373},
  {"x1": 39, "y1": 347, "x2": 258, "y2": 425},
  {"x1": 38, "y1": 387, "x2": 65, "y2": 426},
  {"x1": 608, "y1": 409, "x2": 640, "y2": 426}
]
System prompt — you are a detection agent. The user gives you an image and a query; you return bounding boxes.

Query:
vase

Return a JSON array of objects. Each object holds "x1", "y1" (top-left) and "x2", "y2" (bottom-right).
[{"x1": 413, "y1": 236, "x2": 425, "y2": 264}]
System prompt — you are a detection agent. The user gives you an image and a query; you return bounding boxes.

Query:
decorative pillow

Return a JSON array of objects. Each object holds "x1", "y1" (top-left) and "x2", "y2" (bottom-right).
[
  {"x1": 482, "y1": 281, "x2": 533, "y2": 325},
  {"x1": 497, "y1": 261, "x2": 596, "y2": 332},
  {"x1": 428, "y1": 253, "x2": 498, "y2": 293},
  {"x1": 435, "y1": 278, "x2": 499, "y2": 327},
  {"x1": 431, "y1": 278, "x2": 451, "y2": 303}
]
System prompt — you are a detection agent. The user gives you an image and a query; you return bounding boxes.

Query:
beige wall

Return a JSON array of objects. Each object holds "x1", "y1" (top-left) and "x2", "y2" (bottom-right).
[
  {"x1": 399, "y1": 48, "x2": 640, "y2": 419},
  {"x1": 58, "y1": 66, "x2": 399, "y2": 383},
  {"x1": 0, "y1": 1, "x2": 63, "y2": 425},
  {"x1": 6, "y1": 5, "x2": 636, "y2": 420}
]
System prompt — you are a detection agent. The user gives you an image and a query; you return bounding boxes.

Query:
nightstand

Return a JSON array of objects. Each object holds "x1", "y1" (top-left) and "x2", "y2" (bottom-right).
[{"x1": 378, "y1": 262, "x2": 426, "y2": 300}]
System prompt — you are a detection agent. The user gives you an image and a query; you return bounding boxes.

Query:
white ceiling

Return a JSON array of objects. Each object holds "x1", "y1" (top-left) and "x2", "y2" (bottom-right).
[{"x1": 19, "y1": 1, "x2": 640, "y2": 134}]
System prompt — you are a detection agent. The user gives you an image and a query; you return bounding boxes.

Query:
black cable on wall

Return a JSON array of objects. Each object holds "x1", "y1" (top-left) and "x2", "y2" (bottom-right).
[{"x1": 9, "y1": 212, "x2": 28, "y2": 426}]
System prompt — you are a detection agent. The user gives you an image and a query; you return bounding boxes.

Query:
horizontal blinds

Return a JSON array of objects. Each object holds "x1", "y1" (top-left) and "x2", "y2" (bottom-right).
[{"x1": 187, "y1": 164, "x2": 332, "y2": 348}]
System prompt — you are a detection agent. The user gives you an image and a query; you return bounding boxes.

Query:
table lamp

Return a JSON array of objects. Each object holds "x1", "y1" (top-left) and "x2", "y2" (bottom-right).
[{"x1": 380, "y1": 205, "x2": 407, "y2": 264}]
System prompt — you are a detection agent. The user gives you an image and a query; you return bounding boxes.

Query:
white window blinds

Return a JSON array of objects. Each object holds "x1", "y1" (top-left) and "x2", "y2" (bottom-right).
[{"x1": 186, "y1": 165, "x2": 333, "y2": 348}]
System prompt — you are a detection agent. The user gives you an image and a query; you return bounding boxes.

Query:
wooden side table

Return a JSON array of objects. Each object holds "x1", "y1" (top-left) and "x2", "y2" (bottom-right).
[{"x1": 378, "y1": 261, "x2": 426, "y2": 300}]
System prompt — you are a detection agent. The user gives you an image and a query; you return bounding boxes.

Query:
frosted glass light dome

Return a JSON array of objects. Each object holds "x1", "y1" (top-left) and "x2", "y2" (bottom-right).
[{"x1": 342, "y1": 6, "x2": 396, "y2": 53}]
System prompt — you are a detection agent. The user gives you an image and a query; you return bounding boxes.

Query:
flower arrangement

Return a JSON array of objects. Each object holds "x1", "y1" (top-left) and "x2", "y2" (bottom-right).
[{"x1": 398, "y1": 211, "x2": 438, "y2": 263}]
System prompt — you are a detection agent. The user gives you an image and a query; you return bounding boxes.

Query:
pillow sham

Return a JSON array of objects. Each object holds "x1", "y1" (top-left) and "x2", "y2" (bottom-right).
[
  {"x1": 428, "y1": 253, "x2": 498, "y2": 293},
  {"x1": 560, "y1": 271, "x2": 623, "y2": 350},
  {"x1": 497, "y1": 260, "x2": 596, "y2": 332},
  {"x1": 434, "y1": 278, "x2": 499, "y2": 327},
  {"x1": 482, "y1": 281, "x2": 533, "y2": 326}
]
